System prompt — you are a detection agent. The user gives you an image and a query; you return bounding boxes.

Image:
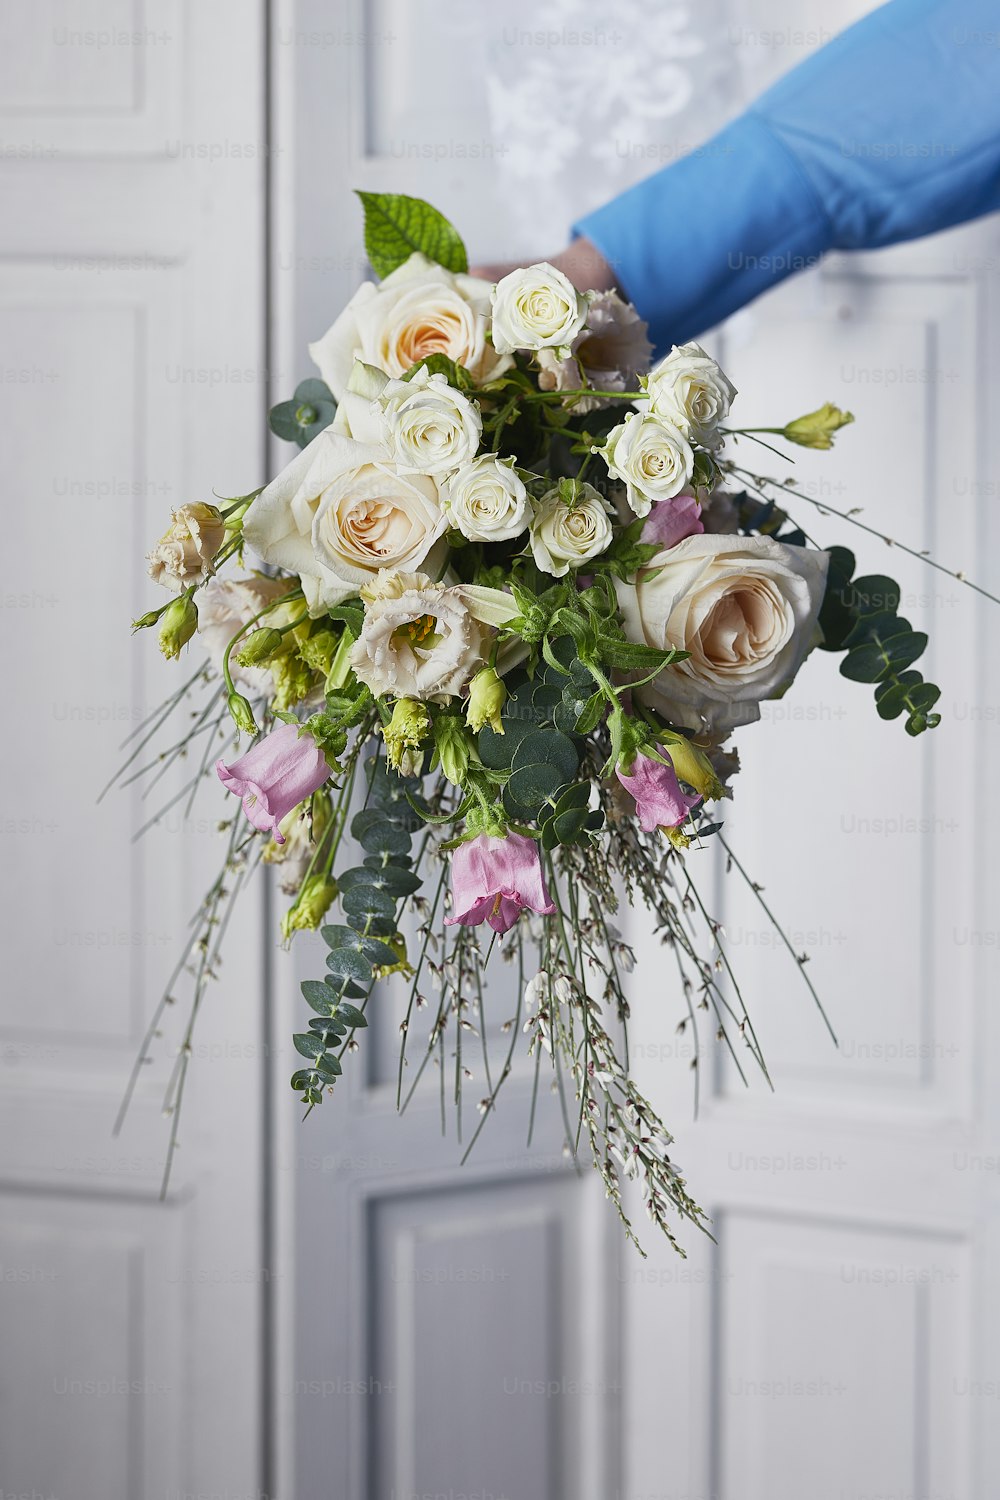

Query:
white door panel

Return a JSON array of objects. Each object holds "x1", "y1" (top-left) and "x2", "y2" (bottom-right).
[{"x1": 1, "y1": 7, "x2": 269, "y2": 1497}]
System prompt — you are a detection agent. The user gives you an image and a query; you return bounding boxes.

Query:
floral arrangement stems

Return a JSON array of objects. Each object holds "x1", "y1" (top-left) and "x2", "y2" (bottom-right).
[{"x1": 118, "y1": 191, "x2": 986, "y2": 1251}]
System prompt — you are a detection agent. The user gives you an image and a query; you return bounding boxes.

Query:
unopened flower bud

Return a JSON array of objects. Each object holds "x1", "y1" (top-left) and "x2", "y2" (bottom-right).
[
  {"x1": 237, "y1": 627, "x2": 284, "y2": 667},
  {"x1": 657, "y1": 731, "x2": 724, "y2": 801},
  {"x1": 281, "y1": 873, "x2": 338, "y2": 941},
  {"x1": 132, "y1": 607, "x2": 163, "y2": 632},
  {"x1": 433, "y1": 715, "x2": 471, "y2": 786},
  {"x1": 158, "y1": 594, "x2": 198, "y2": 660},
  {"x1": 465, "y1": 667, "x2": 506, "y2": 735},
  {"x1": 227, "y1": 691, "x2": 258, "y2": 737},
  {"x1": 382, "y1": 697, "x2": 431, "y2": 774},
  {"x1": 782, "y1": 402, "x2": 854, "y2": 450}
]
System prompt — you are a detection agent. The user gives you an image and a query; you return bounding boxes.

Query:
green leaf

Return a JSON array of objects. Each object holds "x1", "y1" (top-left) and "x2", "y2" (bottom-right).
[
  {"x1": 300, "y1": 979, "x2": 341, "y2": 1015},
  {"x1": 598, "y1": 636, "x2": 683, "y2": 673},
  {"x1": 325, "y1": 947, "x2": 373, "y2": 985},
  {"x1": 293, "y1": 1032, "x2": 326, "y2": 1061},
  {"x1": 511, "y1": 728, "x2": 579, "y2": 783},
  {"x1": 507, "y1": 762, "x2": 566, "y2": 810},
  {"x1": 356, "y1": 190, "x2": 468, "y2": 278},
  {"x1": 341, "y1": 885, "x2": 396, "y2": 922},
  {"x1": 849, "y1": 574, "x2": 901, "y2": 616},
  {"x1": 401, "y1": 353, "x2": 473, "y2": 389},
  {"x1": 308, "y1": 1016, "x2": 348, "y2": 1041},
  {"x1": 572, "y1": 690, "x2": 606, "y2": 735},
  {"x1": 315, "y1": 1054, "x2": 344, "y2": 1079},
  {"x1": 335, "y1": 1003, "x2": 369, "y2": 1030},
  {"x1": 338, "y1": 864, "x2": 422, "y2": 897}
]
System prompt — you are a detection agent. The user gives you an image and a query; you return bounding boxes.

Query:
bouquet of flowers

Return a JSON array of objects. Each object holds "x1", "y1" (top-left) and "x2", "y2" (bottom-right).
[{"x1": 120, "y1": 193, "x2": 955, "y2": 1253}]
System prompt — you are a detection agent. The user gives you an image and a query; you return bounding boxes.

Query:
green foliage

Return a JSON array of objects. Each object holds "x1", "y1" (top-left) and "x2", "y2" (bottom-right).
[
  {"x1": 401, "y1": 353, "x2": 474, "y2": 389},
  {"x1": 269, "y1": 378, "x2": 336, "y2": 448},
  {"x1": 817, "y1": 550, "x2": 941, "y2": 734},
  {"x1": 289, "y1": 756, "x2": 424, "y2": 1106},
  {"x1": 355, "y1": 190, "x2": 468, "y2": 279}
]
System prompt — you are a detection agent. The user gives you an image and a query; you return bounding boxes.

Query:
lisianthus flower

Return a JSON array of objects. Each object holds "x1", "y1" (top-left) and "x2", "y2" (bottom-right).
[
  {"x1": 641, "y1": 492, "x2": 705, "y2": 550},
  {"x1": 217, "y1": 723, "x2": 330, "y2": 841},
  {"x1": 615, "y1": 751, "x2": 700, "y2": 832},
  {"x1": 445, "y1": 833, "x2": 556, "y2": 935}
]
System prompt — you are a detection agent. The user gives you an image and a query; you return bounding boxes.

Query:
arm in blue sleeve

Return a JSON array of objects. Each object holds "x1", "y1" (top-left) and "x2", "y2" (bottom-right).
[{"x1": 574, "y1": 0, "x2": 1000, "y2": 349}]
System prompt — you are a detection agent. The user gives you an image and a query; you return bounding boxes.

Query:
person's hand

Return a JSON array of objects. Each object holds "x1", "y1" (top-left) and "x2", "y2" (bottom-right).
[{"x1": 469, "y1": 236, "x2": 618, "y2": 294}]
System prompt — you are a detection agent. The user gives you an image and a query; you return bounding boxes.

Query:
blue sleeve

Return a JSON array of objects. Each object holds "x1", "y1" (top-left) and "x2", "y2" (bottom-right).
[{"x1": 574, "y1": 0, "x2": 1000, "y2": 350}]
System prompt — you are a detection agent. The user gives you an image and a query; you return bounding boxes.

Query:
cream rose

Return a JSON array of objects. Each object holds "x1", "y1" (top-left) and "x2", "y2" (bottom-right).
[
  {"x1": 490, "y1": 263, "x2": 589, "y2": 354},
  {"x1": 350, "y1": 570, "x2": 518, "y2": 703},
  {"x1": 377, "y1": 366, "x2": 482, "y2": 476},
  {"x1": 147, "y1": 503, "x2": 226, "y2": 590},
  {"x1": 530, "y1": 483, "x2": 614, "y2": 577},
  {"x1": 441, "y1": 455, "x2": 532, "y2": 543},
  {"x1": 309, "y1": 253, "x2": 511, "y2": 400},
  {"x1": 644, "y1": 341, "x2": 737, "y2": 450},
  {"x1": 600, "y1": 411, "x2": 694, "y2": 517},
  {"x1": 615, "y1": 534, "x2": 829, "y2": 734},
  {"x1": 242, "y1": 428, "x2": 447, "y2": 616}
]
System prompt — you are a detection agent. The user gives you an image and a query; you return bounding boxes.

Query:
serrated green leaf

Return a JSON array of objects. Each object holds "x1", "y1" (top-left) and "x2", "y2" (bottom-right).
[{"x1": 356, "y1": 190, "x2": 468, "y2": 278}]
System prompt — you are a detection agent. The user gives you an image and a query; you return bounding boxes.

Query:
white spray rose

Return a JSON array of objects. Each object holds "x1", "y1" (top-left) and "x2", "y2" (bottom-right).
[
  {"x1": 490, "y1": 262, "x2": 589, "y2": 354},
  {"x1": 644, "y1": 341, "x2": 737, "y2": 449},
  {"x1": 529, "y1": 482, "x2": 614, "y2": 578},
  {"x1": 309, "y1": 253, "x2": 510, "y2": 400},
  {"x1": 614, "y1": 534, "x2": 829, "y2": 734},
  {"x1": 441, "y1": 455, "x2": 532, "y2": 543},
  {"x1": 376, "y1": 366, "x2": 482, "y2": 476},
  {"x1": 350, "y1": 570, "x2": 518, "y2": 703},
  {"x1": 242, "y1": 428, "x2": 447, "y2": 616},
  {"x1": 599, "y1": 411, "x2": 694, "y2": 517}
]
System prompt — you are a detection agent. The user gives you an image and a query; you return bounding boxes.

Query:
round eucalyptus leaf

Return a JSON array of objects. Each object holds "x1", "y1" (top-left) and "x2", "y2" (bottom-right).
[
  {"x1": 341, "y1": 884, "x2": 396, "y2": 920},
  {"x1": 511, "y1": 728, "x2": 579, "y2": 783},
  {"x1": 325, "y1": 947, "x2": 373, "y2": 985},
  {"x1": 507, "y1": 762, "x2": 565, "y2": 811}
]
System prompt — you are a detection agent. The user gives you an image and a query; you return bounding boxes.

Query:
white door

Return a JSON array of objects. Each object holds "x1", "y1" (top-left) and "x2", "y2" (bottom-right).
[
  {"x1": 0, "y1": 7, "x2": 270, "y2": 1498},
  {"x1": 272, "y1": 2, "x2": 1000, "y2": 1497}
]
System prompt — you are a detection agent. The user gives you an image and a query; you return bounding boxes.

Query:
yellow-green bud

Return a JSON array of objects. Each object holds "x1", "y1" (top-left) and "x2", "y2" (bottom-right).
[
  {"x1": 465, "y1": 667, "x2": 506, "y2": 734},
  {"x1": 782, "y1": 402, "x2": 854, "y2": 450},
  {"x1": 270, "y1": 652, "x2": 316, "y2": 711},
  {"x1": 298, "y1": 629, "x2": 338, "y2": 677},
  {"x1": 433, "y1": 715, "x2": 472, "y2": 786},
  {"x1": 382, "y1": 697, "x2": 431, "y2": 773},
  {"x1": 158, "y1": 594, "x2": 198, "y2": 660},
  {"x1": 658, "y1": 731, "x2": 725, "y2": 802},
  {"x1": 281, "y1": 873, "x2": 338, "y2": 941},
  {"x1": 132, "y1": 606, "x2": 164, "y2": 632},
  {"x1": 237, "y1": 627, "x2": 285, "y2": 667},
  {"x1": 371, "y1": 932, "x2": 414, "y2": 980},
  {"x1": 227, "y1": 692, "x2": 258, "y2": 736}
]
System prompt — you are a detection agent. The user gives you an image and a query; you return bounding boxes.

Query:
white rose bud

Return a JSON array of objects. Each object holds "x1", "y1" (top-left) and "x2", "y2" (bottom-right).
[
  {"x1": 599, "y1": 412, "x2": 694, "y2": 518},
  {"x1": 146, "y1": 502, "x2": 226, "y2": 590},
  {"x1": 490, "y1": 262, "x2": 589, "y2": 355},
  {"x1": 644, "y1": 341, "x2": 737, "y2": 449},
  {"x1": 441, "y1": 455, "x2": 532, "y2": 543},
  {"x1": 529, "y1": 481, "x2": 614, "y2": 578},
  {"x1": 614, "y1": 533, "x2": 829, "y2": 735},
  {"x1": 377, "y1": 366, "x2": 482, "y2": 477}
]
